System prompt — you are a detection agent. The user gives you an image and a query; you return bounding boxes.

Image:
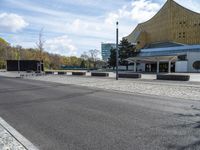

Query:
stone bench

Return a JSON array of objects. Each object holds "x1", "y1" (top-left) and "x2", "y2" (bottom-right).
[
  {"x1": 119, "y1": 73, "x2": 141, "y2": 78},
  {"x1": 91, "y1": 72, "x2": 109, "y2": 77},
  {"x1": 157, "y1": 74, "x2": 190, "y2": 81},
  {"x1": 72, "y1": 72, "x2": 86, "y2": 76}
]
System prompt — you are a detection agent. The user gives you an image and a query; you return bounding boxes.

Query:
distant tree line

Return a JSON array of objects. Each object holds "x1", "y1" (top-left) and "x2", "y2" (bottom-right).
[{"x1": 0, "y1": 37, "x2": 104, "y2": 70}]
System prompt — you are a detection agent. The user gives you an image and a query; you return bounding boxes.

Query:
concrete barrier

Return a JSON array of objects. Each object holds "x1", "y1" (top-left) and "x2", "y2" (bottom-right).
[
  {"x1": 72, "y1": 72, "x2": 86, "y2": 76},
  {"x1": 157, "y1": 74, "x2": 190, "y2": 81},
  {"x1": 119, "y1": 73, "x2": 141, "y2": 78},
  {"x1": 58, "y1": 72, "x2": 67, "y2": 75},
  {"x1": 91, "y1": 72, "x2": 109, "y2": 77},
  {"x1": 45, "y1": 71, "x2": 54, "y2": 75}
]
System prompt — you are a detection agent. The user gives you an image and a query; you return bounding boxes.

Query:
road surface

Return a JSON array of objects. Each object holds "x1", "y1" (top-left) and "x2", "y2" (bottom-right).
[{"x1": 0, "y1": 77, "x2": 200, "y2": 150}]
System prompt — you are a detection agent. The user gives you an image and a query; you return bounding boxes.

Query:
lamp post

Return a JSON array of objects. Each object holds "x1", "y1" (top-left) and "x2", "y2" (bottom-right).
[{"x1": 116, "y1": 21, "x2": 119, "y2": 80}]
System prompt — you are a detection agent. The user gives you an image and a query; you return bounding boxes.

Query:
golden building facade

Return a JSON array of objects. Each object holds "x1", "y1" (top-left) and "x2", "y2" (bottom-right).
[{"x1": 125, "y1": 0, "x2": 200, "y2": 50}]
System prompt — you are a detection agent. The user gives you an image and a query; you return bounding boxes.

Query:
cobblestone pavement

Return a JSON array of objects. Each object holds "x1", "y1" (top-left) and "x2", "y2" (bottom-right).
[
  {"x1": 0, "y1": 124, "x2": 26, "y2": 150},
  {"x1": 25, "y1": 75, "x2": 200, "y2": 101}
]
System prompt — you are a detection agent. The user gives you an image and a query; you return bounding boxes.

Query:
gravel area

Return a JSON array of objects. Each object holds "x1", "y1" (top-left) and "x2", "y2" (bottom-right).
[
  {"x1": 25, "y1": 75, "x2": 200, "y2": 101},
  {"x1": 0, "y1": 124, "x2": 26, "y2": 150}
]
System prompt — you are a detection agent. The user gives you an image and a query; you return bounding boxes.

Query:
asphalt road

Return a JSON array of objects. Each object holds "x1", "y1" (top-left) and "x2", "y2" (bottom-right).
[{"x1": 0, "y1": 77, "x2": 200, "y2": 150}]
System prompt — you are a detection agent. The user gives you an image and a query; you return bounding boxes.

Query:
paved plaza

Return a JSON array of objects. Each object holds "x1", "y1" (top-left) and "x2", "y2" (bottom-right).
[
  {"x1": 1, "y1": 71, "x2": 200, "y2": 101},
  {"x1": 23, "y1": 73, "x2": 200, "y2": 101}
]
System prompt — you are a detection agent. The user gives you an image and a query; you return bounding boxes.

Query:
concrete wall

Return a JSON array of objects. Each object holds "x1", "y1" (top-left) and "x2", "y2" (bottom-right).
[
  {"x1": 117, "y1": 65, "x2": 135, "y2": 71},
  {"x1": 187, "y1": 52, "x2": 200, "y2": 72},
  {"x1": 175, "y1": 61, "x2": 188, "y2": 72},
  {"x1": 137, "y1": 63, "x2": 146, "y2": 72}
]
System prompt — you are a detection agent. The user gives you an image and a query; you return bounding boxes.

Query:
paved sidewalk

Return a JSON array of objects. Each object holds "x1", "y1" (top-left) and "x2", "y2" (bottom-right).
[
  {"x1": 0, "y1": 124, "x2": 26, "y2": 150},
  {"x1": 0, "y1": 117, "x2": 38, "y2": 150}
]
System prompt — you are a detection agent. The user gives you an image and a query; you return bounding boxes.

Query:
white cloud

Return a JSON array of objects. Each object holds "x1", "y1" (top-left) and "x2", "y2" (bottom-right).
[
  {"x1": 70, "y1": 19, "x2": 89, "y2": 32},
  {"x1": 105, "y1": 13, "x2": 120, "y2": 25},
  {"x1": 61, "y1": 18, "x2": 113, "y2": 44},
  {"x1": 129, "y1": 0, "x2": 161, "y2": 22},
  {"x1": 0, "y1": 13, "x2": 28, "y2": 32},
  {"x1": 175, "y1": 0, "x2": 200, "y2": 13},
  {"x1": 45, "y1": 35, "x2": 77, "y2": 56},
  {"x1": 105, "y1": 0, "x2": 161, "y2": 25},
  {"x1": 67, "y1": 19, "x2": 103, "y2": 34}
]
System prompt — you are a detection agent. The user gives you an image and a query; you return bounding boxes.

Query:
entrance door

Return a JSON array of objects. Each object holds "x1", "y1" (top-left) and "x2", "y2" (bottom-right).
[
  {"x1": 158, "y1": 62, "x2": 175, "y2": 73},
  {"x1": 145, "y1": 63, "x2": 157, "y2": 72},
  {"x1": 145, "y1": 63, "x2": 175, "y2": 73},
  {"x1": 159, "y1": 63, "x2": 168, "y2": 72}
]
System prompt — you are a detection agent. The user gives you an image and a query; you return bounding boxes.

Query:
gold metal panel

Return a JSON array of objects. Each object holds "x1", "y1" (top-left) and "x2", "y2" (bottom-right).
[{"x1": 125, "y1": 0, "x2": 200, "y2": 50}]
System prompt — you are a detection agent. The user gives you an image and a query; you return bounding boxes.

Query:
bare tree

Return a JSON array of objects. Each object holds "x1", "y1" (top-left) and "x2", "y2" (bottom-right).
[
  {"x1": 80, "y1": 51, "x2": 89, "y2": 69},
  {"x1": 36, "y1": 28, "x2": 45, "y2": 72},
  {"x1": 80, "y1": 51, "x2": 89, "y2": 60},
  {"x1": 36, "y1": 28, "x2": 45, "y2": 61},
  {"x1": 15, "y1": 45, "x2": 22, "y2": 60},
  {"x1": 88, "y1": 49, "x2": 100, "y2": 69}
]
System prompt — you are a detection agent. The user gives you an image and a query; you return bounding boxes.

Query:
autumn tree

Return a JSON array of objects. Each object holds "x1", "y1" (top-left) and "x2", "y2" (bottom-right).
[{"x1": 0, "y1": 38, "x2": 10, "y2": 68}]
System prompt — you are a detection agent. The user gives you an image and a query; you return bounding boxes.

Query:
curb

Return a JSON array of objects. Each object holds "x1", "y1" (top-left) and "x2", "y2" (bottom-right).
[{"x1": 0, "y1": 117, "x2": 39, "y2": 150}]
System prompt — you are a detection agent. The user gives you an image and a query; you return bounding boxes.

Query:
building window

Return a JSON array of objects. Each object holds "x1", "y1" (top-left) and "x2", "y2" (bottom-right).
[
  {"x1": 178, "y1": 55, "x2": 187, "y2": 61},
  {"x1": 179, "y1": 21, "x2": 186, "y2": 25},
  {"x1": 178, "y1": 32, "x2": 186, "y2": 38},
  {"x1": 183, "y1": 32, "x2": 185, "y2": 37},
  {"x1": 178, "y1": 33, "x2": 181, "y2": 38}
]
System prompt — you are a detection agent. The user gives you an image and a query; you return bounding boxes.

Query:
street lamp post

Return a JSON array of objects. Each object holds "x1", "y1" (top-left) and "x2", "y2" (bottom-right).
[{"x1": 116, "y1": 21, "x2": 119, "y2": 80}]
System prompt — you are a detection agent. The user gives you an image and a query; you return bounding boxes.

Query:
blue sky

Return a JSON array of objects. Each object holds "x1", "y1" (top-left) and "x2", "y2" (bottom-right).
[{"x1": 0, "y1": 0, "x2": 200, "y2": 57}]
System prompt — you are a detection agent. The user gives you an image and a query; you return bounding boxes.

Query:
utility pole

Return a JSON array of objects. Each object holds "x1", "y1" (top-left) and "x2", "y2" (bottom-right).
[
  {"x1": 116, "y1": 21, "x2": 119, "y2": 80},
  {"x1": 17, "y1": 47, "x2": 20, "y2": 74},
  {"x1": 5, "y1": 47, "x2": 8, "y2": 71}
]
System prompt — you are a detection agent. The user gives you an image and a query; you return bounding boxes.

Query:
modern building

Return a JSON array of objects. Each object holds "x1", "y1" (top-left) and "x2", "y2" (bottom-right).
[
  {"x1": 101, "y1": 43, "x2": 116, "y2": 61},
  {"x1": 125, "y1": 0, "x2": 200, "y2": 73}
]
